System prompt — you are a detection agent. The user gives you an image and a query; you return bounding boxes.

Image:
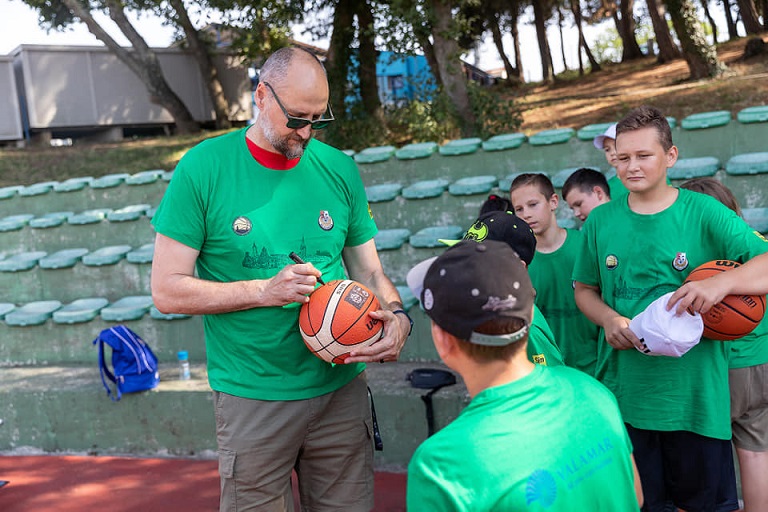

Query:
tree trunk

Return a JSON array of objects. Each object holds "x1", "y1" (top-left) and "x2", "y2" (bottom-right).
[
  {"x1": 570, "y1": 0, "x2": 601, "y2": 73},
  {"x1": 487, "y1": 10, "x2": 518, "y2": 82},
  {"x1": 417, "y1": 34, "x2": 443, "y2": 87},
  {"x1": 532, "y1": 0, "x2": 554, "y2": 83},
  {"x1": 326, "y1": 0, "x2": 355, "y2": 121},
  {"x1": 429, "y1": 0, "x2": 477, "y2": 136},
  {"x1": 60, "y1": 0, "x2": 199, "y2": 134},
  {"x1": 664, "y1": 0, "x2": 726, "y2": 78},
  {"x1": 645, "y1": 0, "x2": 682, "y2": 62},
  {"x1": 510, "y1": 9, "x2": 524, "y2": 79},
  {"x1": 619, "y1": 0, "x2": 645, "y2": 60},
  {"x1": 723, "y1": 0, "x2": 740, "y2": 39},
  {"x1": 735, "y1": 0, "x2": 764, "y2": 33},
  {"x1": 764, "y1": 0, "x2": 768, "y2": 30},
  {"x1": 167, "y1": 0, "x2": 231, "y2": 129},
  {"x1": 557, "y1": 8, "x2": 569, "y2": 71},
  {"x1": 700, "y1": 0, "x2": 719, "y2": 44},
  {"x1": 355, "y1": 0, "x2": 384, "y2": 120}
]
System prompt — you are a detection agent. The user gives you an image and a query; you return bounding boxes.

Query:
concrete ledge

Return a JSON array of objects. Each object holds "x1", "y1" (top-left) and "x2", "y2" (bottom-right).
[{"x1": 0, "y1": 361, "x2": 468, "y2": 470}]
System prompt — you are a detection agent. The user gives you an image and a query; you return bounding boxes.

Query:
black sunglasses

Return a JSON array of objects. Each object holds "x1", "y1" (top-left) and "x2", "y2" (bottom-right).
[{"x1": 262, "y1": 81, "x2": 335, "y2": 130}]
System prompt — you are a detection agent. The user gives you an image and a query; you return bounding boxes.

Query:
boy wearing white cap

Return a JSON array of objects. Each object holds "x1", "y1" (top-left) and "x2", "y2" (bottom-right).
[
  {"x1": 593, "y1": 123, "x2": 628, "y2": 199},
  {"x1": 573, "y1": 105, "x2": 768, "y2": 511},
  {"x1": 405, "y1": 240, "x2": 643, "y2": 510}
]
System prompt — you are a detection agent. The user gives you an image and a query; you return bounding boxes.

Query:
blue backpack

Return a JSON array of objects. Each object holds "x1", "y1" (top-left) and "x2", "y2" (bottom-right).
[{"x1": 94, "y1": 325, "x2": 160, "y2": 401}]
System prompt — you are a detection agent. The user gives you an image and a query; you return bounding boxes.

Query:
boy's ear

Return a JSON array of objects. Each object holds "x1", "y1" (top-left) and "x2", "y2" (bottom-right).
[
  {"x1": 665, "y1": 145, "x2": 679, "y2": 168},
  {"x1": 431, "y1": 322, "x2": 458, "y2": 361}
]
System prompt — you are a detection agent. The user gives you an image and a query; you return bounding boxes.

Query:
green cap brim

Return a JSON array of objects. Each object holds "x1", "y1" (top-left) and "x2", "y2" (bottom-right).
[{"x1": 438, "y1": 238, "x2": 461, "y2": 247}]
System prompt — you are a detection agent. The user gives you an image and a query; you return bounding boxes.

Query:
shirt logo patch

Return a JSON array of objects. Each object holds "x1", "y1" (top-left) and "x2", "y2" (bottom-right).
[
  {"x1": 606, "y1": 254, "x2": 618, "y2": 270},
  {"x1": 672, "y1": 252, "x2": 689, "y2": 271},
  {"x1": 532, "y1": 354, "x2": 547, "y2": 366},
  {"x1": 232, "y1": 216, "x2": 252, "y2": 236},
  {"x1": 525, "y1": 469, "x2": 557, "y2": 507},
  {"x1": 318, "y1": 210, "x2": 334, "y2": 231},
  {"x1": 367, "y1": 203, "x2": 374, "y2": 219},
  {"x1": 754, "y1": 231, "x2": 768, "y2": 242}
]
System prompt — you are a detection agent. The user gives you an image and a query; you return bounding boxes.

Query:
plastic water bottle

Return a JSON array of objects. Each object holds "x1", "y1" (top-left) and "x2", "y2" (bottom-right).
[{"x1": 178, "y1": 350, "x2": 191, "y2": 380}]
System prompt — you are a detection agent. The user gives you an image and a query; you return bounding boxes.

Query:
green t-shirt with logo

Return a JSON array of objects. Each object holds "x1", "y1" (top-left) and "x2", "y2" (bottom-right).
[
  {"x1": 151, "y1": 129, "x2": 378, "y2": 401},
  {"x1": 407, "y1": 365, "x2": 639, "y2": 511},
  {"x1": 529, "y1": 305, "x2": 565, "y2": 367},
  {"x1": 529, "y1": 229, "x2": 599, "y2": 375},
  {"x1": 573, "y1": 188, "x2": 768, "y2": 439}
]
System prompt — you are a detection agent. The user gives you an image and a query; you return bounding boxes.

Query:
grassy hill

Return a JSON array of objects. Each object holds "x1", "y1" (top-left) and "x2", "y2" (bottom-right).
[{"x1": 0, "y1": 34, "x2": 766, "y2": 188}]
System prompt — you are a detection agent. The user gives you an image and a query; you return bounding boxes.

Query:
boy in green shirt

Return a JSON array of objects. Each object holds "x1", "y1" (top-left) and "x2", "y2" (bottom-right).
[
  {"x1": 510, "y1": 173, "x2": 599, "y2": 374},
  {"x1": 562, "y1": 167, "x2": 612, "y2": 222},
  {"x1": 573, "y1": 106, "x2": 768, "y2": 511},
  {"x1": 406, "y1": 240, "x2": 643, "y2": 511}
]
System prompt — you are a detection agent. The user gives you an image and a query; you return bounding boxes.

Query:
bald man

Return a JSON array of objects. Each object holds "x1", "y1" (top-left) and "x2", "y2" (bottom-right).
[{"x1": 151, "y1": 47, "x2": 411, "y2": 511}]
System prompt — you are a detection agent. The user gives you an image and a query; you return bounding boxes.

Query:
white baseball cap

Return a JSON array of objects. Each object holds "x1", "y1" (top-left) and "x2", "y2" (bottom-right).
[
  {"x1": 629, "y1": 292, "x2": 704, "y2": 357},
  {"x1": 593, "y1": 123, "x2": 617, "y2": 150}
]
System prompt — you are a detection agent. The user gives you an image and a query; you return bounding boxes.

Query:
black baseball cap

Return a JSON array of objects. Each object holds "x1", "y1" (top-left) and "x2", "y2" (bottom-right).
[
  {"x1": 406, "y1": 240, "x2": 534, "y2": 346},
  {"x1": 439, "y1": 211, "x2": 537, "y2": 266}
]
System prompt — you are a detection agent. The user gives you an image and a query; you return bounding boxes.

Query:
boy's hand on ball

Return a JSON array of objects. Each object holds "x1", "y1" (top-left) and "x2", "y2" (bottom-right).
[
  {"x1": 604, "y1": 315, "x2": 643, "y2": 351},
  {"x1": 345, "y1": 309, "x2": 406, "y2": 364},
  {"x1": 263, "y1": 263, "x2": 322, "y2": 306},
  {"x1": 668, "y1": 278, "x2": 728, "y2": 315}
]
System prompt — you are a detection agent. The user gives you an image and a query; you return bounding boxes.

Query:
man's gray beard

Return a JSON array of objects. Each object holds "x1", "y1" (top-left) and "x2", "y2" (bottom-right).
[{"x1": 257, "y1": 115, "x2": 311, "y2": 159}]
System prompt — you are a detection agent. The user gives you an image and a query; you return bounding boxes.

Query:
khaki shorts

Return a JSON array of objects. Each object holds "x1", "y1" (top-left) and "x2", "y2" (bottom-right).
[
  {"x1": 730, "y1": 362, "x2": 768, "y2": 452},
  {"x1": 214, "y1": 372, "x2": 374, "y2": 512}
]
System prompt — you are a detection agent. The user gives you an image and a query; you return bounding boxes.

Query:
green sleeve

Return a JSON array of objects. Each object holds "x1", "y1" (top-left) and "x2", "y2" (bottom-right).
[{"x1": 342, "y1": 156, "x2": 378, "y2": 247}]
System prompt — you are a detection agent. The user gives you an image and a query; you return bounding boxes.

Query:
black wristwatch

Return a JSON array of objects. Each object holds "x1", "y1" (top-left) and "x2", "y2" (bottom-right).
[{"x1": 392, "y1": 309, "x2": 413, "y2": 336}]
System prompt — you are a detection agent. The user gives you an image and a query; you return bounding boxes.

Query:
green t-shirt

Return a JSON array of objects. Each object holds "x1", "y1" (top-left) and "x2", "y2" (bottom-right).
[
  {"x1": 573, "y1": 188, "x2": 768, "y2": 439},
  {"x1": 407, "y1": 365, "x2": 639, "y2": 511},
  {"x1": 529, "y1": 305, "x2": 565, "y2": 367},
  {"x1": 729, "y1": 312, "x2": 768, "y2": 369},
  {"x1": 529, "y1": 229, "x2": 599, "y2": 375},
  {"x1": 151, "y1": 129, "x2": 378, "y2": 401}
]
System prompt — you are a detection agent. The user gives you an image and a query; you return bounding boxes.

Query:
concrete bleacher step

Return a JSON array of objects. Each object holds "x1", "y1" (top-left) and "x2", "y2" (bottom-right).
[{"x1": 0, "y1": 361, "x2": 468, "y2": 470}]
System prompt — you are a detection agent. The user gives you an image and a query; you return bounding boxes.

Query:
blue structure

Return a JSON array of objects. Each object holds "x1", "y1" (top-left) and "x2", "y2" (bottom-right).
[{"x1": 374, "y1": 52, "x2": 435, "y2": 105}]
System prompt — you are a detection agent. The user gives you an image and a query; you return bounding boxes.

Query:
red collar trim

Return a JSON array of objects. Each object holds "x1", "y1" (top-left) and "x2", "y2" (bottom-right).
[{"x1": 245, "y1": 135, "x2": 301, "y2": 170}]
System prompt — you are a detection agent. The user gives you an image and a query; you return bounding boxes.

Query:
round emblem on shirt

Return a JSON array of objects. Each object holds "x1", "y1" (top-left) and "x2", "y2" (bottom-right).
[
  {"x1": 232, "y1": 216, "x2": 252, "y2": 236},
  {"x1": 605, "y1": 254, "x2": 618, "y2": 270},
  {"x1": 318, "y1": 210, "x2": 334, "y2": 231},
  {"x1": 672, "y1": 252, "x2": 689, "y2": 271}
]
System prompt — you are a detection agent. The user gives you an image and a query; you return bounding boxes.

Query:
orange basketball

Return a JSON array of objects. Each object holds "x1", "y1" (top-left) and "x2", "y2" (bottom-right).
[
  {"x1": 684, "y1": 260, "x2": 766, "y2": 340},
  {"x1": 299, "y1": 280, "x2": 384, "y2": 363}
]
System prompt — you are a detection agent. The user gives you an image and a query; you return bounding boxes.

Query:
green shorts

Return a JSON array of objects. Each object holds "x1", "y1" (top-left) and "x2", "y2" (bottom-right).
[
  {"x1": 730, "y1": 362, "x2": 768, "y2": 452},
  {"x1": 214, "y1": 372, "x2": 374, "y2": 512}
]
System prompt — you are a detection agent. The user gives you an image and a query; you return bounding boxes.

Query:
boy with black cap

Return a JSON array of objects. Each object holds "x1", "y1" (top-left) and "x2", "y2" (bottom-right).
[
  {"x1": 406, "y1": 240, "x2": 642, "y2": 510},
  {"x1": 436, "y1": 210, "x2": 563, "y2": 366}
]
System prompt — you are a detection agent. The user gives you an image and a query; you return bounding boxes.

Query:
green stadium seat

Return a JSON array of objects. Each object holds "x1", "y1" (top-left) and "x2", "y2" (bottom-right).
[
  {"x1": 81, "y1": 245, "x2": 133, "y2": 266},
  {"x1": 354, "y1": 146, "x2": 396, "y2": 164},
  {"x1": 107, "y1": 204, "x2": 151, "y2": 222},
  {"x1": 737, "y1": 106, "x2": 768, "y2": 124},
  {"x1": 54, "y1": 177, "x2": 93, "y2": 192},
  {"x1": 667, "y1": 117, "x2": 677, "y2": 129},
  {"x1": 448, "y1": 175, "x2": 498, "y2": 196},
  {"x1": 725, "y1": 152, "x2": 768, "y2": 175},
  {"x1": 150, "y1": 306, "x2": 191, "y2": 321},
  {"x1": 0, "y1": 251, "x2": 47, "y2": 272},
  {"x1": 681, "y1": 110, "x2": 731, "y2": 130},
  {"x1": 4, "y1": 300, "x2": 62, "y2": 326},
  {"x1": 668, "y1": 157, "x2": 720, "y2": 180},
  {"x1": 39, "y1": 248, "x2": 90, "y2": 269},
  {"x1": 67, "y1": 208, "x2": 112, "y2": 225},
  {"x1": 146, "y1": 207, "x2": 158, "y2": 219},
  {"x1": 409, "y1": 226, "x2": 464, "y2": 248},
  {"x1": 402, "y1": 179, "x2": 450, "y2": 199},
  {"x1": 481, "y1": 132, "x2": 527, "y2": 152},
  {"x1": 342, "y1": 149, "x2": 356, "y2": 157},
  {"x1": 0, "y1": 303, "x2": 15, "y2": 319},
  {"x1": 395, "y1": 285, "x2": 419, "y2": 311},
  {"x1": 52, "y1": 297, "x2": 110, "y2": 324},
  {"x1": 126, "y1": 170, "x2": 164, "y2": 185},
  {"x1": 577, "y1": 123, "x2": 614, "y2": 141},
  {"x1": 374, "y1": 229, "x2": 412, "y2": 251},
  {"x1": 552, "y1": 167, "x2": 600, "y2": 188},
  {"x1": 0, "y1": 214, "x2": 35, "y2": 232},
  {"x1": 162, "y1": 171, "x2": 174, "y2": 181},
  {"x1": 742, "y1": 208, "x2": 768, "y2": 233},
  {"x1": 19, "y1": 181, "x2": 57, "y2": 197},
  {"x1": 126, "y1": 243, "x2": 155, "y2": 264},
  {"x1": 0, "y1": 186, "x2": 23, "y2": 200},
  {"x1": 90, "y1": 173, "x2": 131, "y2": 189},
  {"x1": 498, "y1": 172, "x2": 526, "y2": 193},
  {"x1": 100, "y1": 295, "x2": 154, "y2": 322},
  {"x1": 395, "y1": 142, "x2": 438, "y2": 160},
  {"x1": 438, "y1": 138, "x2": 482, "y2": 156},
  {"x1": 29, "y1": 211, "x2": 75, "y2": 229},
  {"x1": 529, "y1": 128, "x2": 575, "y2": 146},
  {"x1": 366, "y1": 183, "x2": 403, "y2": 203}
]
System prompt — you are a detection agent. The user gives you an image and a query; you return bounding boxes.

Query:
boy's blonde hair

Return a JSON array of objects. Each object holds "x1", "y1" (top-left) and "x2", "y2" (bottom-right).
[{"x1": 510, "y1": 173, "x2": 556, "y2": 199}]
